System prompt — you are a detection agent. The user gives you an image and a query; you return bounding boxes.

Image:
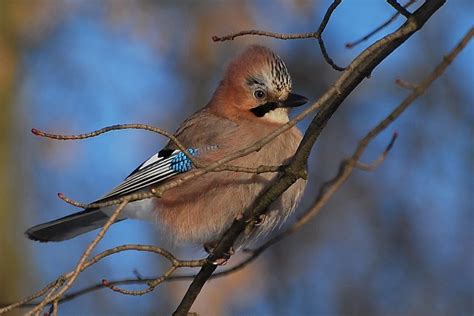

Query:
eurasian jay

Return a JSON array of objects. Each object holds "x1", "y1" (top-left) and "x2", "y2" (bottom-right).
[{"x1": 25, "y1": 45, "x2": 308, "y2": 248}]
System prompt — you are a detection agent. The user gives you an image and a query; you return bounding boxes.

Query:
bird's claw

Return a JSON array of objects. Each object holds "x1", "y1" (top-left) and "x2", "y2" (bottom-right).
[
  {"x1": 210, "y1": 246, "x2": 234, "y2": 265},
  {"x1": 247, "y1": 214, "x2": 266, "y2": 226},
  {"x1": 204, "y1": 241, "x2": 216, "y2": 255}
]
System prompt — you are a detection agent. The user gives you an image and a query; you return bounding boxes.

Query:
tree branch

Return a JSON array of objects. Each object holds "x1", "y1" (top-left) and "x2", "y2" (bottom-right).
[{"x1": 173, "y1": 1, "x2": 447, "y2": 315}]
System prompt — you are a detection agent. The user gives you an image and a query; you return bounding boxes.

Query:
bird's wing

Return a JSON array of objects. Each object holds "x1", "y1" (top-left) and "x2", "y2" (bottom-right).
[
  {"x1": 99, "y1": 148, "x2": 198, "y2": 201},
  {"x1": 99, "y1": 109, "x2": 237, "y2": 202}
]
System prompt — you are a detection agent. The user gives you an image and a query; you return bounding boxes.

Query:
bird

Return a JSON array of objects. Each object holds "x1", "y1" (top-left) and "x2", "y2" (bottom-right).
[{"x1": 25, "y1": 45, "x2": 308, "y2": 249}]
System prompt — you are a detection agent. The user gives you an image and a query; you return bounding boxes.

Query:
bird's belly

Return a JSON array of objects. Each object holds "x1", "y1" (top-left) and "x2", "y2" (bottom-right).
[{"x1": 155, "y1": 172, "x2": 305, "y2": 245}]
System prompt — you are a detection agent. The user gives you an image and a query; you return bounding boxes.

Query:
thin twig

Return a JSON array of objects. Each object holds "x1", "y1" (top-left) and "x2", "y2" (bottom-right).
[
  {"x1": 133, "y1": 269, "x2": 143, "y2": 280},
  {"x1": 212, "y1": 0, "x2": 345, "y2": 71},
  {"x1": 395, "y1": 78, "x2": 420, "y2": 90},
  {"x1": 25, "y1": 200, "x2": 129, "y2": 316},
  {"x1": 353, "y1": 132, "x2": 398, "y2": 171},
  {"x1": 346, "y1": 0, "x2": 417, "y2": 48},
  {"x1": 0, "y1": 279, "x2": 61, "y2": 314},
  {"x1": 315, "y1": 0, "x2": 345, "y2": 71},
  {"x1": 1, "y1": 244, "x2": 207, "y2": 311},
  {"x1": 387, "y1": 0, "x2": 412, "y2": 18},
  {"x1": 214, "y1": 164, "x2": 283, "y2": 174},
  {"x1": 57, "y1": 192, "x2": 88, "y2": 208},
  {"x1": 32, "y1": 124, "x2": 203, "y2": 168},
  {"x1": 31, "y1": 279, "x2": 64, "y2": 316},
  {"x1": 102, "y1": 266, "x2": 178, "y2": 296},
  {"x1": 212, "y1": 30, "x2": 319, "y2": 41},
  {"x1": 51, "y1": 299, "x2": 59, "y2": 316}
]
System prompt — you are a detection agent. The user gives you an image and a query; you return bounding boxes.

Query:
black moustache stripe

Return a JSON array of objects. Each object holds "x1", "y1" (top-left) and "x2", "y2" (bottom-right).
[{"x1": 250, "y1": 102, "x2": 278, "y2": 117}]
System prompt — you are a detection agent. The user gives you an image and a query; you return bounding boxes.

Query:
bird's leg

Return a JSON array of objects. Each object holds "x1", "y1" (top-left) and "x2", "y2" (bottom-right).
[
  {"x1": 211, "y1": 247, "x2": 234, "y2": 265},
  {"x1": 237, "y1": 210, "x2": 266, "y2": 226},
  {"x1": 224, "y1": 246, "x2": 235, "y2": 256},
  {"x1": 255, "y1": 213, "x2": 266, "y2": 226}
]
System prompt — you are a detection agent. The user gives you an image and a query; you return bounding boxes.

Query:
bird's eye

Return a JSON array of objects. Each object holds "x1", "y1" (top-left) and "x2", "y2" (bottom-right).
[{"x1": 254, "y1": 89, "x2": 266, "y2": 100}]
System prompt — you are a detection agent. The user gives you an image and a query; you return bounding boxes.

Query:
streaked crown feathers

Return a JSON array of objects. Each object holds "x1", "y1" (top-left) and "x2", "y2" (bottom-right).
[{"x1": 223, "y1": 45, "x2": 293, "y2": 98}]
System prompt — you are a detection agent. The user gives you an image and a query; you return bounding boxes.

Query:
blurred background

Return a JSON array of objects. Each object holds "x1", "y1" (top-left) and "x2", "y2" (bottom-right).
[{"x1": 0, "y1": 1, "x2": 472, "y2": 315}]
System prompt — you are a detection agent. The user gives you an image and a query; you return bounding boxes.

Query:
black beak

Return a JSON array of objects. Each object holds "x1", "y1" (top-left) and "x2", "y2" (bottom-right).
[
  {"x1": 280, "y1": 93, "x2": 308, "y2": 108},
  {"x1": 250, "y1": 93, "x2": 308, "y2": 117}
]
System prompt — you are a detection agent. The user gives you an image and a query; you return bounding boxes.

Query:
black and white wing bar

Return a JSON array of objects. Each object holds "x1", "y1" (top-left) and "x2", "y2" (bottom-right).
[{"x1": 100, "y1": 149, "x2": 183, "y2": 200}]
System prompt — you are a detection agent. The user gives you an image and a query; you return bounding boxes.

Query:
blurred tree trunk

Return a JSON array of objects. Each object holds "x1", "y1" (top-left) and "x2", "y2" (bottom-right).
[{"x1": 0, "y1": 1, "x2": 23, "y2": 311}]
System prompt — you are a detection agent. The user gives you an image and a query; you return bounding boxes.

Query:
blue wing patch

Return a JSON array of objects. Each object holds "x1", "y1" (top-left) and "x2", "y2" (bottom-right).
[
  {"x1": 100, "y1": 147, "x2": 211, "y2": 201},
  {"x1": 170, "y1": 148, "x2": 198, "y2": 173}
]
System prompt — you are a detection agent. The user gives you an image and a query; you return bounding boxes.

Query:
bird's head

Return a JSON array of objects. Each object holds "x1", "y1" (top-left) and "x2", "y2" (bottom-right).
[{"x1": 209, "y1": 45, "x2": 308, "y2": 124}]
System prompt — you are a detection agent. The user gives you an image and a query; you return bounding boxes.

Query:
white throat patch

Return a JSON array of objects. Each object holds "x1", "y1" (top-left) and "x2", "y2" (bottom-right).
[{"x1": 262, "y1": 107, "x2": 289, "y2": 124}]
